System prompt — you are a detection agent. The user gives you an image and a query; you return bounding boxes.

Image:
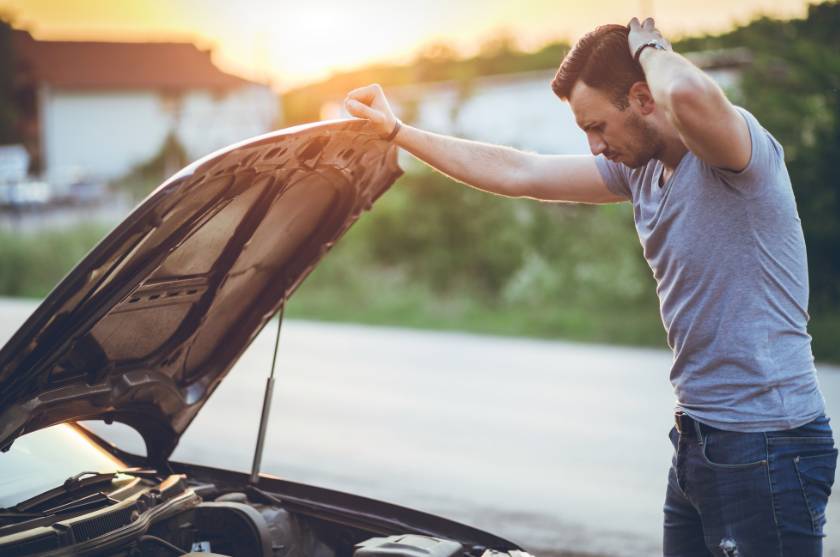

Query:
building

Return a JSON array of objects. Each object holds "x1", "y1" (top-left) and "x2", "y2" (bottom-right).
[{"x1": 13, "y1": 30, "x2": 280, "y2": 182}]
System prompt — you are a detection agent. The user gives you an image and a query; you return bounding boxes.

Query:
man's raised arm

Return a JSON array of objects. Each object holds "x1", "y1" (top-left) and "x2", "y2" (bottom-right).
[
  {"x1": 343, "y1": 84, "x2": 625, "y2": 204},
  {"x1": 628, "y1": 17, "x2": 752, "y2": 172}
]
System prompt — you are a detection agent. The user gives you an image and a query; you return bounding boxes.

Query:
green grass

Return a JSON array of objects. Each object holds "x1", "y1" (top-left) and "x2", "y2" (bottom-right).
[
  {"x1": 0, "y1": 223, "x2": 111, "y2": 298},
  {"x1": 287, "y1": 273, "x2": 666, "y2": 349},
  {"x1": 282, "y1": 223, "x2": 668, "y2": 351},
  {"x1": 0, "y1": 218, "x2": 836, "y2": 364}
]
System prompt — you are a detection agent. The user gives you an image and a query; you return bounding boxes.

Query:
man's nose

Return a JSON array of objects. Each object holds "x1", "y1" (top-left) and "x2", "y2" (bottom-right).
[{"x1": 588, "y1": 134, "x2": 607, "y2": 156}]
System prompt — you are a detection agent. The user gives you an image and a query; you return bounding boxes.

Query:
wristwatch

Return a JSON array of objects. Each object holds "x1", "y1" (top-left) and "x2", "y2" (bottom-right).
[{"x1": 633, "y1": 39, "x2": 668, "y2": 64}]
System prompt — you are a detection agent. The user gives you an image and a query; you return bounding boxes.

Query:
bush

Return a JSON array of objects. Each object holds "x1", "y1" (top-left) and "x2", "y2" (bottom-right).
[
  {"x1": 0, "y1": 224, "x2": 109, "y2": 298},
  {"x1": 291, "y1": 167, "x2": 665, "y2": 348}
]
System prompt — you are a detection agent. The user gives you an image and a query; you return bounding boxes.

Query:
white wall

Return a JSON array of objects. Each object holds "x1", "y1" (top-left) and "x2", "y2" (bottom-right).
[
  {"x1": 176, "y1": 85, "x2": 279, "y2": 161},
  {"x1": 40, "y1": 85, "x2": 279, "y2": 182},
  {"x1": 42, "y1": 88, "x2": 169, "y2": 181},
  {"x1": 408, "y1": 72, "x2": 590, "y2": 155}
]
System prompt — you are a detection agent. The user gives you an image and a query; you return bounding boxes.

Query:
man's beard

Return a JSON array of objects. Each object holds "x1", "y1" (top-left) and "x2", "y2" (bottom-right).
[{"x1": 621, "y1": 111, "x2": 662, "y2": 168}]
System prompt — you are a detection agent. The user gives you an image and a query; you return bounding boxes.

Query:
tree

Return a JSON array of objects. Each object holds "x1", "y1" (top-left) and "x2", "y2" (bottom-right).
[{"x1": 0, "y1": 18, "x2": 18, "y2": 144}]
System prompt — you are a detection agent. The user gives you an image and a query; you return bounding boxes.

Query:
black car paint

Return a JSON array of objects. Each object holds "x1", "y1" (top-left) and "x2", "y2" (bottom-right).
[{"x1": 0, "y1": 119, "x2": 401, "y2": 467}]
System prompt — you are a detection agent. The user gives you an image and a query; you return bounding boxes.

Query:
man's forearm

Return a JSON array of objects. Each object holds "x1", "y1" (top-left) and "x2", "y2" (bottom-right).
[
  {"x1": 394, "y1": 123, "x2": 529, "y2": 198},
  {"x1": 638, "y1": 48, "x2": 722, "y2": 128}
]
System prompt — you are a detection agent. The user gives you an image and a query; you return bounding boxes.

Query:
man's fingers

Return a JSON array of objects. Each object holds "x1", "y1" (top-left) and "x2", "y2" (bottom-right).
[
  {"x1": 345, "y1": 98, "x2": 382, "y2": 124},
  {"x1": 627, "y1": 17, "x2": 656, "y2": 31},
  {"x1": 345, "y1": 83, "x2": 382, "y2": 106},
  {"x1": 346, "y1": 89, "x2": 376, "y2": 106}
]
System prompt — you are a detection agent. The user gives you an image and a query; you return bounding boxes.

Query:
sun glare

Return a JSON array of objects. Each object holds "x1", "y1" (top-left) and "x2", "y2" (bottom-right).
[{"x1": 254, "y1": 3, "x2": 424, "y2": 88}]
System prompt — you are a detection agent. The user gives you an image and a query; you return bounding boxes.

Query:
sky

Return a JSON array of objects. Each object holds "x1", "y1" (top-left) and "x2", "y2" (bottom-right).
[{"x1": 0, "y1": 0, "x2": 816, "y2": 91}]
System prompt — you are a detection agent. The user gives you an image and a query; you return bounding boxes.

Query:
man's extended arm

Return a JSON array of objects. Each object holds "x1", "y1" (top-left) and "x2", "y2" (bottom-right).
[
  {"x1": 628, "y1": 17, "x2": 752, "y2": 172},
  {"x1": 343, "y1": 84, "x2": 624, "y2": 204},
  {"x1": 393, "y1": 124, "x2": 621, "y2": 203}
]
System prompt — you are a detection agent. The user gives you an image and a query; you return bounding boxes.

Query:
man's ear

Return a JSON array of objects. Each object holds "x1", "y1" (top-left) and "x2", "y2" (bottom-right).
[{"x1": 629, "y1": 81, "x2": 655, "y2": 115}]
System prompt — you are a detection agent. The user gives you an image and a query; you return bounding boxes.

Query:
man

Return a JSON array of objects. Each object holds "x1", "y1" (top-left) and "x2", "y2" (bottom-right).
[{"x1": 345, "y1": 17, "x2": 836, "y2": 556}]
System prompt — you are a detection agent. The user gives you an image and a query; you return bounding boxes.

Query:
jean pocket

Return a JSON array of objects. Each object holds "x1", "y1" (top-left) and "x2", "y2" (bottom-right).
[
  {"x1": 700, "y1": 430, "x2": 768, "y2": 469},
  {"x1": 794, "y1": 448, "x2": 838, "y2": 534}
]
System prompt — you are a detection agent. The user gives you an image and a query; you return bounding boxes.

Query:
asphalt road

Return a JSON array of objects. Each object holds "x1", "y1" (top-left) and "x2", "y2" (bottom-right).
[{"x1": 3, "y1": 297, "x2": 840, "y2": 556}]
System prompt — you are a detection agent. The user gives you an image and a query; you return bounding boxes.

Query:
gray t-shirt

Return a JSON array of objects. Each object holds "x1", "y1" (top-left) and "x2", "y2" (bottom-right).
[{"x1": 595, "y1": 106, "x2": 826, "y2": 432}]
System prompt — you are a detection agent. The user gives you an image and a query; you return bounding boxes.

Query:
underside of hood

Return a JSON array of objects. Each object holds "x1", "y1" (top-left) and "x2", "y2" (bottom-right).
[{"x1": 0, "y1": 119, "x2": 402, "y2": 466}]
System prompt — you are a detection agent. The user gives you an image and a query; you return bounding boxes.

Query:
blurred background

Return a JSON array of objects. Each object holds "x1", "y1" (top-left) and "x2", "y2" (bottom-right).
[{"x1": 0, "y1": 1, "x2": 839, "y2": 555}]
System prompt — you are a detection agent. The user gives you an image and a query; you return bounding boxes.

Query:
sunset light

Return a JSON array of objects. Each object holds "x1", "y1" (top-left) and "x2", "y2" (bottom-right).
[{"x1": 0, "y1": 0, "x2": 817, "y2": 89}]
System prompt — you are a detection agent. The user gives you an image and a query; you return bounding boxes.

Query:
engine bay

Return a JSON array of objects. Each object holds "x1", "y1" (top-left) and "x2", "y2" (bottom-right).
[{"x1": 0, "y1": 469, "x2": 502, "y2": 557}]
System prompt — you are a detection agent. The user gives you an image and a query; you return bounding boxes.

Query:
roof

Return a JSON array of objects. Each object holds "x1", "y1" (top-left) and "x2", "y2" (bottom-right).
[{"x1": 12, "y1": 30, "x2": 255, "y2": 91}]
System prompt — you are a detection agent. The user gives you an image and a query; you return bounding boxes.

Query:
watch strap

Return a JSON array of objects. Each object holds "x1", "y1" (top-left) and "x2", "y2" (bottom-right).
[{"x1": 634, "y1": 40, "x2": 664, "y2": 64}]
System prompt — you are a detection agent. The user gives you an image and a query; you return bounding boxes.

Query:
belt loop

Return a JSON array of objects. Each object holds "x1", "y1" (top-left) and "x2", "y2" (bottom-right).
[
  {"x1": 693, "y1": 418, "x2": 704, "y2": 444},
  {"x1": 674, "y1": 411, "x2": 688, "y2": 435}
]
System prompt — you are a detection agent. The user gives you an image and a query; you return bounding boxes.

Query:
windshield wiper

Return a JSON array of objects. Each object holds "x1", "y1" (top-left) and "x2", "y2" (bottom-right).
[
  {"x1": 11, "y1": 471, "x2": 118, "y2": 514},
  {"x1": 63, "y1": 471, "x2": 119, "y2": 491},
  {"x1": 10, "y1": 469, "x2": 155, "y2": 514},
  {"x1": 0, "y1": 492, "x2": 118, "y2": 526},
  {"x1": 44, "y1": 491, "x2": 119, "y2": 515}
]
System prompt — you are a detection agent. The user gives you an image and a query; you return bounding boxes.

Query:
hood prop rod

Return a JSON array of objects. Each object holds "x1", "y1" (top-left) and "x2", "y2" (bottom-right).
[{"x1": 250, "y1": 303, "x2": 284, "y2": 485}]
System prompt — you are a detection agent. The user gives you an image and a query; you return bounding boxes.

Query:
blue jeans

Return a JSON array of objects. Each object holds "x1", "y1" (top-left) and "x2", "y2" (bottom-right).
[{"x1": 663, "y1": 414, "x2": 838, "y2": 556}]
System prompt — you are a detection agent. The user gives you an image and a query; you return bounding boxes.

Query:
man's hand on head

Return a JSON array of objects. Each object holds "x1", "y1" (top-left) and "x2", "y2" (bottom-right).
[{"x1": 627, "y1": 17, "x2": 672, "y2": 62}]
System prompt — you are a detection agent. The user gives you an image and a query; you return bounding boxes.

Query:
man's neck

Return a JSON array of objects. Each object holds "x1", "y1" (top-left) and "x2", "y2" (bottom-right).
[
  {"x1": 653, "y1": 133, "x2": 690, "y2": 188},
  {"x1": 658, "y1": 134, "x2": 689, "y2": 172}
]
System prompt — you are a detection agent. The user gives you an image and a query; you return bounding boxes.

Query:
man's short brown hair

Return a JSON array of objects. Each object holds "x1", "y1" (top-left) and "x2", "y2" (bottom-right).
[{"x1": 551, "y1": 24, "x2": 645, "y2": 110}]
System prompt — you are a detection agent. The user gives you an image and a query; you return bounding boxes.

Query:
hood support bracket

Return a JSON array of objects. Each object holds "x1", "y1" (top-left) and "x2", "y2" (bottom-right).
[{"x1": 250, "y1": 303, "x2": 284, "y2": 484}]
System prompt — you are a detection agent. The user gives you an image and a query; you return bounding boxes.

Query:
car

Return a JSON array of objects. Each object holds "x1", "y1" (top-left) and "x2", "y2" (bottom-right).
[{"x1": 0, "y1": 118, "x2": 534, "y2": 557}]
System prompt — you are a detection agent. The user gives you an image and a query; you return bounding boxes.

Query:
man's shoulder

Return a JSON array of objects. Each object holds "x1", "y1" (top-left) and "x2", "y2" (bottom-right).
[{"x1": 693, "y1": 105, "x2": 786, "y2": 194}]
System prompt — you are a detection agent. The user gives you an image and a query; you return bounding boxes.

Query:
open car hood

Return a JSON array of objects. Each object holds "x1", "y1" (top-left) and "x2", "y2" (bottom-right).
[{"x1": 0, "y1": 119, "x2": 402, "y2": 466}]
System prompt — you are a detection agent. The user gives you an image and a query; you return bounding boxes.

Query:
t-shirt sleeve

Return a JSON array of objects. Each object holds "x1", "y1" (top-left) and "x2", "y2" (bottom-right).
[
  {"x1": 594, "y1": 154, "x2": 632, "y2": 201},
  {"x1": 711, "y1": 106, "x2": 785, "y2": 196}
]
